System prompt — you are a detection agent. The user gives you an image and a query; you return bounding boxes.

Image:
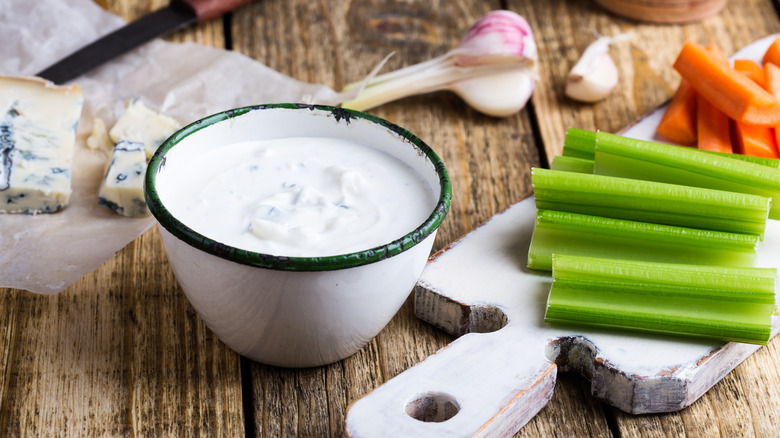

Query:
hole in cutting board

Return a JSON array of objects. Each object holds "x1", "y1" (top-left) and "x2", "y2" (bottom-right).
[
  {"x1": 405, "y1": 392, "x2": 460, "y2": 422},
  {"x1": 468, "y1": 305, "x2": 509, "y2": 333}
]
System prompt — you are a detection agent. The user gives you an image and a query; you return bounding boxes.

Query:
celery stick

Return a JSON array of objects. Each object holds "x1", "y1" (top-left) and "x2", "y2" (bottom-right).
[
  {"x1": 593, "y1": 131, "x2": 780, "y2": 219},
  {"x1": 550, "y1": 156, "x2": 594, "y2": 173},
  {"x1": 704, "y1": 149, "x2": 780, "y2": 169},
  {"x1": 563, "y1": 128, "x2": 780, "y2": 168},
  {"x1": 562, "y1": 128, "x2": 597, "y2": 159},
  {"x1": 527, "y1": 210, "x2": 758, "y2": 271},
  {"x1": 532, "y1": 168, "x2": 770, "y2": 237},
  {"x1": 546, "y1": 254, "x2": 776, "y2": 345}
]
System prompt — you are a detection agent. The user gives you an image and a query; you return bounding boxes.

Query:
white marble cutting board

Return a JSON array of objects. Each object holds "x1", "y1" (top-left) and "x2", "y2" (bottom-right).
[{"x1": 344, "y1": 35, "x2": 780, "y2": 437}]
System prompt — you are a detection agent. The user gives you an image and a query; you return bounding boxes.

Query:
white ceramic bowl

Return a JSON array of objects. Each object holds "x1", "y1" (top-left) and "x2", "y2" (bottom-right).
[{"x1": 144, "y1": 104, "x2": 451, "y2": 368}]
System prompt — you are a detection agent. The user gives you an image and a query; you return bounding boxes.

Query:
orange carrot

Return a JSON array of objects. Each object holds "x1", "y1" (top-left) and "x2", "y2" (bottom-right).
[
  {"x1": 734, "y1": 59, "x2": 765, "y2": 87},
  {"x1": 764, "y1": 62, "x2": 780, "y2": 157},
  {"x1": 697, "y1": 94, "x2": 733, "y2": 153},
  {"x1": 705, "y1": 43, "x2": 728, "y2": 64},
  {"x1": 729, "y1": 56, "x2": 779, "y2": 157},
  {"x1": 762, "y1": 36, "x2": 780, "y2": 67},
  {"x1": 656, "y1": 43, "x2": 727, "y2": 145},
  {"x1": 657, "y1": 80, "x2": 697, "y2": 144},
  {"x1": 674, "y1": 41, "x2": 780, "y2": 127},
  {"x1": 696, "y1": 43, "x2": 733, "y2": 153},
  {"x1": 765, "y1": 62, "x2": 780, "y2": 95},
  {"x1": 734, "y1": 121, "x2": 780, "y2": 158}
]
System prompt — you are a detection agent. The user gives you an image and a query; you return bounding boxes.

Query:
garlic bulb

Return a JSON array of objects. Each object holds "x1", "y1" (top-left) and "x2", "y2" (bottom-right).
[{"x1": 341, "y1": 10, "x2": 538, "y2": 117}]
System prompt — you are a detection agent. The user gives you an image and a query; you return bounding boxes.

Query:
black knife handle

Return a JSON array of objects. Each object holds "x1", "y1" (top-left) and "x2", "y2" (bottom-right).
[{"x1": 173, "y1": 0, "x2": 255, "y2": 22}]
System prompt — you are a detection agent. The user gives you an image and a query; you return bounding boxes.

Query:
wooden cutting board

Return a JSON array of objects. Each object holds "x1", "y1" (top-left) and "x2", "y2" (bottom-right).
[{"x1": 345, "y1": 35, "x2": 780, "y2": 438}]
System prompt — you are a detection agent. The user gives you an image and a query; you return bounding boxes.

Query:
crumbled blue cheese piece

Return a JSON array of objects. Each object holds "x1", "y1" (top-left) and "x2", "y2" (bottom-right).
[
  {"x1": 108, "y1": 99, "x2": 180, "y2": 159},
  {"x1": 0, "y1": 75, "x2": 83, "y2": 214},
  {"x1": 98, "y1": 140, "x2": 149, "y2": 217},
  {"x1": 97, "y1": 99, "x2": 179, "y2": 217},
  {"x1": 86, "y1": 118, "x2": 112, "y2": 154}
]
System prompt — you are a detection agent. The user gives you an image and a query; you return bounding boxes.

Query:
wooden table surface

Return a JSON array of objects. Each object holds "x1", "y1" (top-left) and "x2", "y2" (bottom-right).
[{"x1": 3, "y1": 0, "x2": 780, "y2": 436}]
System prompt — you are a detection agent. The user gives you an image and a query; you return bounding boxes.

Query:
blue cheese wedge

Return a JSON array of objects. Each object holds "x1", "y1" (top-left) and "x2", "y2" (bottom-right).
[
  {"x1": 0, "y1": 75, "x2": 83, "y2": 214},
  {"x1": 97, "y1": 99, "x2": 179, "y2": 217},
  {"x1": 98, "y1": 140, "x2": 149, "y2": 217},
  {"x1": 109, "y1": 99, "x2": 180, "y2": 159}
]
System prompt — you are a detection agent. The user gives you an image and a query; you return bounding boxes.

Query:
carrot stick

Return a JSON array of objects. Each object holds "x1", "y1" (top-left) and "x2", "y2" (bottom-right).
[
  {"x1": 696, "y1": 43, "x2": 733, "y2": 153},
  {"x1": 728, "y1": 55, "x2": 779, "y2": 157},
  {"x1": 657, "y1": 80, "x2": 697, "y2": 144},
  {"x1": 765, "y1": 62, "x2": 780, "y2": 95},
  {"x1": 764, "y1": 62, "x2": 780, "y2": 157},
  {"x1": 674, "y1": 41, "x2": 780, "y2": 127},
  {"x1": 697, "y1": 94, "x2": 733, "y2": 153},
  {"x1": 734, "y1": 59, "x2": 765, "y2": 87},
  {"x1": 656, "y1": 43, "x2": 726, "y2": 145},
  {"x1": 705, "y1": 43, "x2": 728, "y2": 64},
  {"x1": 734, "y1": 121, "x2": 779, "y2": 158},
  {"x1": 762, "y1": 36, "x2": 780, "y2": 67}
]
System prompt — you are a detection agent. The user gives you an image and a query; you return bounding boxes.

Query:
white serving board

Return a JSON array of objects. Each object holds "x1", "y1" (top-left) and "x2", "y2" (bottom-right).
[{"x1": 345, "y1": 35, "x2": 780, "y2": 437}]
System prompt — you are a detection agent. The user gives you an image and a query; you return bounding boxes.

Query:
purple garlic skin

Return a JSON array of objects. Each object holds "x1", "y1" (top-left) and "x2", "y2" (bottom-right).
[{"x1": 457, "y1": 10, "x2": 538, "y2": 67}]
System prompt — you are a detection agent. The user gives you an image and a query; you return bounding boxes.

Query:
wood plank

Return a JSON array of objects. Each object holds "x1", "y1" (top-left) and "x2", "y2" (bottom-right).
[
  {"x1": 0, "y1": 251, "x2": 132, "y2": 435},
  {"x1": 517, "y1": 374, "x2": 611, "y2": 438},
  {"x1": 0, "y1": 0, "x2": 245, "y2": 436},
  {"x1": 0, "y1": 233, "x2": 245, "y2": 436},
  {"x1": 103, "y1": 0, "x2": 226, "y2": 46},
  {"x1": 127, "y1": 229, "x2": 245, "y2": 436}
]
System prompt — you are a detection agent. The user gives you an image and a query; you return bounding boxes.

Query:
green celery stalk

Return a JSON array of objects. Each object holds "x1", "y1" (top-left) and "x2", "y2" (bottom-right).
[
  {"x1": 593, "y1": 131, "x2": 780, "y2": 219},
  {"x1": 563, "y1": 128, "x2": 780, "y2": 168},
  {"x1": 703, "y1": 149, "x2": 780, "y2": 169},
  {"x1": 527, "y1": 210, "x2": 758, "y2": 271},
  {"x1": 562, "y1": 128, "x2": 597, "y2": 159},
  {"x1": 550, "y1": 156, "x2": 594, "y2": 173},
  {"x1": 532, "y1": 168, "x2": 770, "y2": 238},
  {"x1": 545, "y1": 254, "x2": 777, "y2": 345}
]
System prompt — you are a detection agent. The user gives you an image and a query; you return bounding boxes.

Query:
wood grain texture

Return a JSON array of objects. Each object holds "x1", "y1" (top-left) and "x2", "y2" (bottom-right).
[
  {"x1": 0, "y1": 234, "x2": 244, "y2": 436},
  {"x1": 3, "y1": 0, "x2": 780, "y2": 437},
  {"x1": 594, "y1": 0, "x2": 728, "y2": 24},
  {"x1": 0, "y1": 0, "x2": 243, "y2": 436},
  {"x1": 0, "y1": 250, "x2": 132, "y2": 435},
  {"x1": 127, "y1": 230, "x2": 245, "y2": 437},
  {"x1": 104, "y1": 0, "x2": 227, "y2": 46}
]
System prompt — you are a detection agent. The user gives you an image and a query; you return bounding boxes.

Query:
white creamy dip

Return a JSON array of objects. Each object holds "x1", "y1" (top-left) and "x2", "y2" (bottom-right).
[{"x1": 163, "y1": 137, "x2": 437, "y2": 257}]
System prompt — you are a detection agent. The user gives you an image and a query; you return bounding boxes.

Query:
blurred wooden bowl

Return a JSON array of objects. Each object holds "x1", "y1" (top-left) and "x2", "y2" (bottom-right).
[{"x1": 594, "y1": 0, "x2": 727, "y2": 23}]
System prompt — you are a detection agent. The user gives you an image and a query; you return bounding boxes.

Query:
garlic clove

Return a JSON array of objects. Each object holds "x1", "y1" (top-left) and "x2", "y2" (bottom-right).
[
  {"x1": 451, "y1": 70, "x2": 535, "y2": 117},
  {"x1": 564, "y1": 33, "x2": 633, "y2": 103},
  {"x1": 565, "y1": 51, "x2": 619, "y2": 103}
]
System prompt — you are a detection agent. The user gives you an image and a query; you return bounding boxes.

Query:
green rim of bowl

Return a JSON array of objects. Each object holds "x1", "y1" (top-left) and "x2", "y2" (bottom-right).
[{"x1": 144, "y1": 103, "x2": 452, "y2": 272}]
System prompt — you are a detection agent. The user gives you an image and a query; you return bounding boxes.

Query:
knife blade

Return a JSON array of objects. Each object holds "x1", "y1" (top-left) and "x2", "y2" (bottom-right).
[{"x1": 37, "y1": 0, "x2": 254, "y2": 84}]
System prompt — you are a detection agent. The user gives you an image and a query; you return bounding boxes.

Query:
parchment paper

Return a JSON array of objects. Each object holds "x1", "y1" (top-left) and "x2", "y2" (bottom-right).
[{"x1": 0, "y1": 0, "x2": 349, "y2": 294}]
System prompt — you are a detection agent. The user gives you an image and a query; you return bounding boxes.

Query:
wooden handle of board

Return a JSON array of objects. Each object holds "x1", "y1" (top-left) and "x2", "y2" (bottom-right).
[
  {"x1": 174, "y1": 0, "x2": 254, "y2": 22},
  {"x1": 344, "y1": 331, "x2": 557, "y2": 437}
]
